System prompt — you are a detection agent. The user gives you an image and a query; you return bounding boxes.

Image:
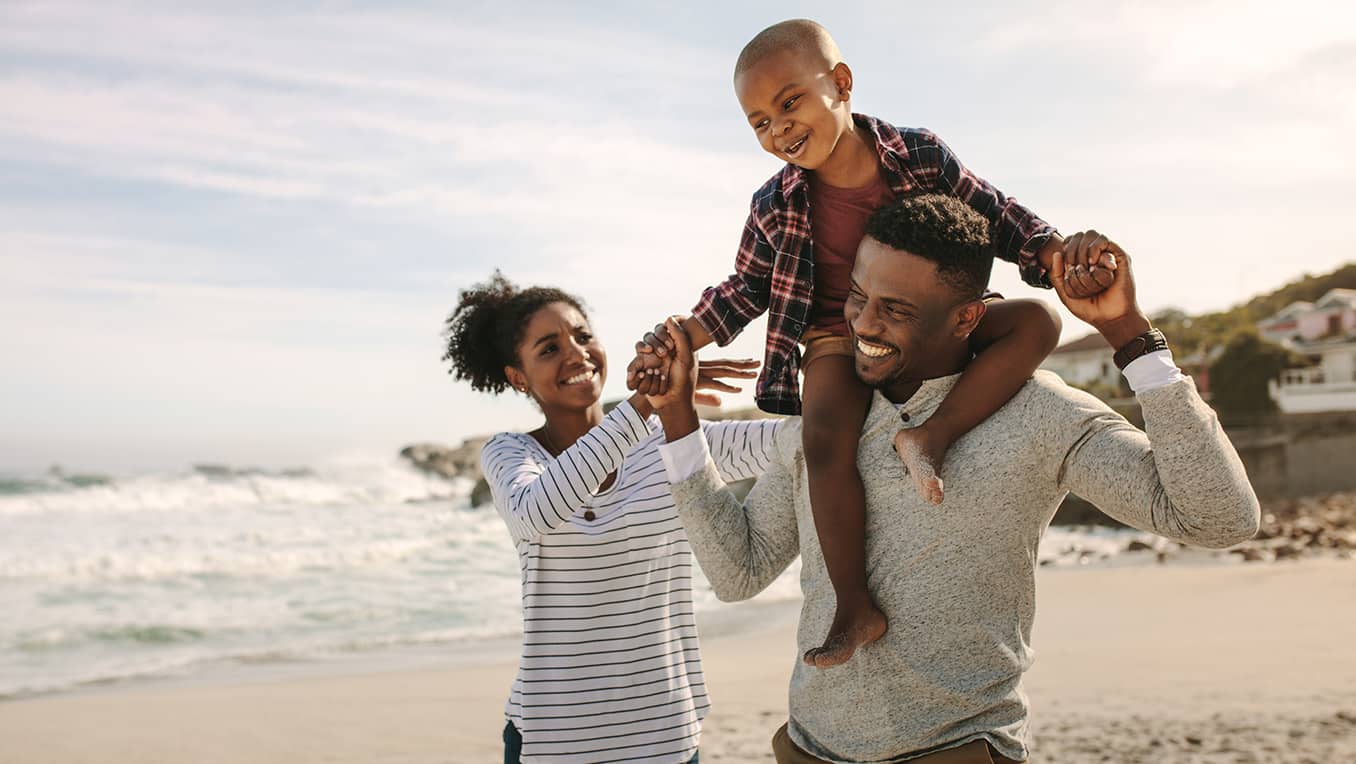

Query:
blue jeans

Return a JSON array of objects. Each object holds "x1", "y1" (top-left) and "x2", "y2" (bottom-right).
[{"x1": 503, "y1": 722, "x2": 698, "y2": 763}]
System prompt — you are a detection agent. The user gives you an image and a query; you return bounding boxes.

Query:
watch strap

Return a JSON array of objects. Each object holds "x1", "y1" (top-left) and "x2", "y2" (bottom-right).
[{"x1": 1113, "y1": 328, "x2": 1169, "y2": 371}]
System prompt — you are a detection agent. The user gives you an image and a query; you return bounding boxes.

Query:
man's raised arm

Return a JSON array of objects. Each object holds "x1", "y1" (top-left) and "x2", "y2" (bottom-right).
[
  {"x1": 644, "y1": 318, "x2": 802, "y2": 602},
  {"x1": 1046, "y1": 234, "x2": 1260, "y2": 547}
]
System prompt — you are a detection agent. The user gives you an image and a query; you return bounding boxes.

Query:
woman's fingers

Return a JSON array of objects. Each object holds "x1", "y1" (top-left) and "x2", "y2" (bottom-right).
[
  {"x1": 696, "y1": 379, "x2": 742, "y2": 394},
  {"x1": 693, "y1": 392, "x2": 722, "y2": 407}
]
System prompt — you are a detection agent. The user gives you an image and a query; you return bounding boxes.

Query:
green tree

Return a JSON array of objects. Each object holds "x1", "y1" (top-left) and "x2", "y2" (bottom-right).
[{"x1": 1208, "y1": 331, "x2": 1306, "y2": 422}]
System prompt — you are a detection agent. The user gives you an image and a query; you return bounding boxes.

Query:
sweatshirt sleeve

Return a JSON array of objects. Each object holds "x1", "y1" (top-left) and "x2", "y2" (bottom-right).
[
  {"x1": 479, "y1": 400, "x2": 651, "y2": 544},
  {"x1": 1051, "y1": 377, "x2": 1260, "y2": 548},
  {"x1": 662, "y1": 423, "x2": 802, "y2": 602}
]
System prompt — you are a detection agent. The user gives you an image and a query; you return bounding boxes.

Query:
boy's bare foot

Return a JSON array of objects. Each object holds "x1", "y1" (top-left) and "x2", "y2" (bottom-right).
[
  {"x1": 893, "y1": 427, "x2": 946, "y2": 505},
  {"x1": 803, "y1": 597, "x2": 888, "y2": 668}
]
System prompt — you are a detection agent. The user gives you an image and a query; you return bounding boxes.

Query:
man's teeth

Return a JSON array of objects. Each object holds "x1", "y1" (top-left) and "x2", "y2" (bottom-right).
[
  {"x1": 564, "y1": 371, "x2": 595, "y2": 385},
  {"x1": 856, "y1": 339, "x2": 895, "y2": 358}
]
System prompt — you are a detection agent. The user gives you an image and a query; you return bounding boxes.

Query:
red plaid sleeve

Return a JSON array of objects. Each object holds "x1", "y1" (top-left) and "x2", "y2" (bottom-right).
[
  {"x1": 902, "y1": 129, "x2": 1058, "y2": 289},
  {"x1": 690, "y1": 207, "x2": 775, "y2": 346}
]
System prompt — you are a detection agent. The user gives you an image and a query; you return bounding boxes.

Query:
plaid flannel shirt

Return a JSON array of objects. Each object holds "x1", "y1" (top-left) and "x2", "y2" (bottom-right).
[{"x1": 691, "y1": 114, "x2": 1057, "y2": 415}]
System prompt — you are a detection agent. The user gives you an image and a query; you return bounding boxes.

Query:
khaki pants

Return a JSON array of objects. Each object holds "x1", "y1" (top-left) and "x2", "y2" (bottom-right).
[{"x1": 771, "y1": 723, "x2": 1024, "y2": 764}]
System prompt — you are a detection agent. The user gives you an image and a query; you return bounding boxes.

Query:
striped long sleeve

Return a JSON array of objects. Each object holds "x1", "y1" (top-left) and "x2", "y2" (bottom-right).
[{"x1": 481, "y1": 400, "x2": 651, "y2": 544}]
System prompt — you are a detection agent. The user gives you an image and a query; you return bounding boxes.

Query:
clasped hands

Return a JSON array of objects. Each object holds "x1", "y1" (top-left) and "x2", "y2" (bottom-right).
[{"x1": 625, "y1": 318, "x2": 757, "y2": 410}]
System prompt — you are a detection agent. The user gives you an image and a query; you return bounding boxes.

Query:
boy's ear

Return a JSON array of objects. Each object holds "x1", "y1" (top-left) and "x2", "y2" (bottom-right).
[
  {"x1": 831, "y1": 62, "x2": 854, "y2": 101},
  {"x1": 954, "y1": 299, "x2": 987, "y2": 339}
]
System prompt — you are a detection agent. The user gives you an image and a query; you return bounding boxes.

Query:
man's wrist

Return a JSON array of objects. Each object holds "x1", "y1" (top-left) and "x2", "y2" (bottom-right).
[
  {"x1": 657, "y1": 403, "x2": 700, "y2": 442},
  {"x1": 1093, "y1": 311, "x2": 1153, "y2": 351}
]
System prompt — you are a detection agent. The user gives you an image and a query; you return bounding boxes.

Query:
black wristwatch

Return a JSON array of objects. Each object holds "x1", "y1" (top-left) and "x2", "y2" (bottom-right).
[{"x1": 1113, "y1": 328, "x2": 1170, "y2": 370}]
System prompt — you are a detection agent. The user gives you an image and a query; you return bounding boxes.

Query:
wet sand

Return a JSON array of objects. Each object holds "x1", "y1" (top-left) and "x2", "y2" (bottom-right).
[{"x1": 1, "y1": 559, "x2": 1352, "y2": 763}]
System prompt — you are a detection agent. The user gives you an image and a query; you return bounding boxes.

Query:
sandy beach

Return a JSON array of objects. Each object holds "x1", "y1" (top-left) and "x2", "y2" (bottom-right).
[{"x1": 2, "y1": 558, "x2": 1352, "y2": 764}]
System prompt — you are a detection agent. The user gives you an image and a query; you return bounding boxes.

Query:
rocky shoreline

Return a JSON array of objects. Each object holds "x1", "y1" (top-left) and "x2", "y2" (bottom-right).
[{"x1": 399, "y1": 439, "x2": 1356, "y2": 559}]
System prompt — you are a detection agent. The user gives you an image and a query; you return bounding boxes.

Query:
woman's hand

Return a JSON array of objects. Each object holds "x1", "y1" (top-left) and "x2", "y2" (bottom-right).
[{"x1": 694, "y1": 358, "x2": 759, "y2": 407}]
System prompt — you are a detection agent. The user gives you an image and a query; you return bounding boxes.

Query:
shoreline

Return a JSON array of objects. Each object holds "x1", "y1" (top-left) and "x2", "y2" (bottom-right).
[{"x1": 1, "y1": 559, "x2": 1352, "y2": 762}]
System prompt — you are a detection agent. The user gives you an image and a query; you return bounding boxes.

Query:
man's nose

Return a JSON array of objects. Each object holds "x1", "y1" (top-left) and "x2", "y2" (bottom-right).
[{"x1": 850, "y1": 301, "x2": 881, "y2": 337}]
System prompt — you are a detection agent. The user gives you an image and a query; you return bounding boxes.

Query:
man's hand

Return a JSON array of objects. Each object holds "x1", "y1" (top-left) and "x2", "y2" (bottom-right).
[
  {"x1": 645, "y1": 317, "x2": 700, "y2": 439},
  {"x1": 1050, "y1": 233, "x2": 1151, "y2": 349}
]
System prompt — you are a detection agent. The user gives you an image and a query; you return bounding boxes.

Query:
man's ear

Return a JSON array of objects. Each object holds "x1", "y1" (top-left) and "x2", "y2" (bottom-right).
[
  {"x1": 831, "y1": 62, "x2": 854, "y2": 101},
  {"x1": 504, "y1": 365, "x2": 528, "y2": 394},
  {"x1": 954, "y1": 299, "x2": 987, "y2": 339}
]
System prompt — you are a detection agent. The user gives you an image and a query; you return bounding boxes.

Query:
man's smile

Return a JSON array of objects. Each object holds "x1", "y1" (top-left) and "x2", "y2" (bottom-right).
[{"x1": 855, "y1": 336, "x2": 896, "y2": 358}]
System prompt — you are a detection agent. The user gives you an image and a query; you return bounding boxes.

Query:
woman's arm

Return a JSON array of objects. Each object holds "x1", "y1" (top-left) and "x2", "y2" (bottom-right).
[{"x1": 480, "y1": 399, "x2": 651, "y2": 544}]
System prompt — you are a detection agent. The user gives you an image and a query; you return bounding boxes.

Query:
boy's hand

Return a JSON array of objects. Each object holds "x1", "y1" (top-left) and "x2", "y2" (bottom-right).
[
  {"x1": 636, "y1": 321, "x2": 679, "y2": 358},
  {"x1": 1050, "y1": 234, "x2": 1150, "y2": 348},
  {"x1": 1059, "y1": 231, "x2": 1118, "y2": 298},
  {"x1": 627, "y1": 320, "x2": 680, "y2": 391}
]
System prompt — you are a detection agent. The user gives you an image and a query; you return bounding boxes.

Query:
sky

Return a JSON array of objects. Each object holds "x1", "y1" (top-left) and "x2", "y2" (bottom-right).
[{"x1": 2, "y1": 0, "x2": 1353, "y2": 472}]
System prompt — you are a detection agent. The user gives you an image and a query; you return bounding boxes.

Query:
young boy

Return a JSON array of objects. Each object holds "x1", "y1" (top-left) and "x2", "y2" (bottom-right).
[{"x1": 631, "y1": 19, "x2": 1114, "y2": 669}]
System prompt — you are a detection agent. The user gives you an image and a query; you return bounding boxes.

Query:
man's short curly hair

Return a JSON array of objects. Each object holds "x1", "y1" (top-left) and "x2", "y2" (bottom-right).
[
  {"x1": 864, "y1": 194, "x2": 996, "y2": 299},
  {"x1": 442, "y1": 271, "x2": 587, "y2": 394}
]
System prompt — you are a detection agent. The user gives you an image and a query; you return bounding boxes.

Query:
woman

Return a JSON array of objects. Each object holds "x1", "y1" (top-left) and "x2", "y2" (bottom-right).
[{"x1": 443, "y1": 273, "x2": 780, "y2": 764}]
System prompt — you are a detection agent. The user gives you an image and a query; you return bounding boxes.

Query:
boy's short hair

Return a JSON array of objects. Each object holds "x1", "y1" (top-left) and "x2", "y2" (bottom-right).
[
  {"x1": 734, "y1": 19, "x2": 843, "y2": 78},
  {"x1": 864, "y1": 195, "x2": 996, "y2": 300}
]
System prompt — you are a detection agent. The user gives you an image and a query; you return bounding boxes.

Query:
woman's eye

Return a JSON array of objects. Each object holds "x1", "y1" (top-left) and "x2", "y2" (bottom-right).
[
  {"x1": 578, "y1": 332, "x2": 594, "y2": 343},
  {"x1": 541, "y1": 344, "x2": 557, "y2": 356}
]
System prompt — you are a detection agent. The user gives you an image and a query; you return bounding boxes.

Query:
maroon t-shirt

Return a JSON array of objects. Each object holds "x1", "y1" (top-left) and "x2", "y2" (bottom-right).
[{"x1": 807, "y1": 169, "x2": 896, "y2": 334}]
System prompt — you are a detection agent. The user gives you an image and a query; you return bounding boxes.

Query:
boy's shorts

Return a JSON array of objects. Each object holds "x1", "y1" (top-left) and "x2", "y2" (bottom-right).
[{"x1": 800, "y1": 326, "x2": 854, "y2": 371}]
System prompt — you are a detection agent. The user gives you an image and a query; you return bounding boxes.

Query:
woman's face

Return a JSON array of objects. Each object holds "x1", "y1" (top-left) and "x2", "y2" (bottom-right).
[{"x1": 508, "y1": 301, "x2": 606, "y2": 411}]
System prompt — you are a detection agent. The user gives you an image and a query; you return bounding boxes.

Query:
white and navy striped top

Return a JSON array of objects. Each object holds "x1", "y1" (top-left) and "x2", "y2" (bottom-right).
[{"x1": 481, "y1": 400, "x2": 780, "y2": 764}]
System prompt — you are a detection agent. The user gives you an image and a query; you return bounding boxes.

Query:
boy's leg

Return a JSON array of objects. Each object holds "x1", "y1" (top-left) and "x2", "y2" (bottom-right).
[{"x1": 800, "y1": 350, "x2": 884, "y2": 668}]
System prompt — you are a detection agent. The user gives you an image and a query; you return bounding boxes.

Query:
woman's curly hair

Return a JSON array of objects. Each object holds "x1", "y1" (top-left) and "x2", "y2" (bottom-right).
[
  {"x1": 864, "y1": 193, "x2": 997, "y2": 299},
  {"x1": 442, "y1": 271, "x2": 587, "y2": 394}
]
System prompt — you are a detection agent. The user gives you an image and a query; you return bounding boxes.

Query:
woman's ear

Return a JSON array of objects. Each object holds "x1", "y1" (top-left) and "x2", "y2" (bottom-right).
[{"x1": 505, "y1": 365, "x2": 528, "y2": 394}]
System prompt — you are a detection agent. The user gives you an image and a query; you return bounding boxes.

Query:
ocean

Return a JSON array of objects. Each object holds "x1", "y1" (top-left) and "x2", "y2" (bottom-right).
[{"x1": 0, "y1": 460, "x2": 1151, "y2": 699}]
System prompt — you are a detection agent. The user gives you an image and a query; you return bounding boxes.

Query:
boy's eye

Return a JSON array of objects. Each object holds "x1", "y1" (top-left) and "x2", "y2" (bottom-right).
[
  {"x1": 754, "y1": 118, "x2": 769, "y2": 130},
  {"x1": 782, "y1": 95, "x2": 799, "y2": 110}
]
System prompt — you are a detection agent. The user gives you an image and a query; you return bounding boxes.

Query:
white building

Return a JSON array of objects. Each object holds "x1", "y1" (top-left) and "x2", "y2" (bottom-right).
[
  {"x1": 1264, "y1": 289, "x2": 1356, "y2": 413},
  {"x1": 1040, "y1": 332, "x2": 1117, "y2": 391}
]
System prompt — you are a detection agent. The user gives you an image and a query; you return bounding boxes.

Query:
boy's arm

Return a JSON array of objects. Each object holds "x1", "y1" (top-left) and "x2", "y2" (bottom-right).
[
  {"x1": 924, "y1": 298, "x2": 1062, "y2": 449},
  {"x1": 689, "y1": 207, "x2": 776, "y2": 345},
  {"x1": 902, "y1": 128, "x2": 1058, "y2": 288}
]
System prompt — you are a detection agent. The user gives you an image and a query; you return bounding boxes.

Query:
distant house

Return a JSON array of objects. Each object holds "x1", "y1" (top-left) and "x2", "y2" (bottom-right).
[
  {"x1": 1259, "y1": 289, "x2": 1356, "y2": 347},
  {"x1": 1040, "y1": 332, "x2": 1117, "y2": 391},
  {"x1": 1041, "y1": 332, "x2": 1213, "y2": 396},
  {"x1": 1264, "y1": 289, "x2": 1356, "y2": 413}
]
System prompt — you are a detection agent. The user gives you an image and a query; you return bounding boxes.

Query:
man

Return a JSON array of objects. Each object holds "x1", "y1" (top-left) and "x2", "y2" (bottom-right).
[{"x1": 647, "y1": 194, "x2": 1259, "y2": 764}]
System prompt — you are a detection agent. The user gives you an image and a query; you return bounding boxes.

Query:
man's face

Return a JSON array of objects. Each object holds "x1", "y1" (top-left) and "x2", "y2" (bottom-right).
[
  {"x1": 844, "y1": 237, "x2": 982, "y2": 391},
  {"x1": 734, "y1": 49, "x2": 852, "y2": 171}
]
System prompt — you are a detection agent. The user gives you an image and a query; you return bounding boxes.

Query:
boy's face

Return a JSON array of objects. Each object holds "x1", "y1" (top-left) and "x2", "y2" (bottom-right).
[{"x1": 734, "y1": 48, "x2": 853, "y2": 171}]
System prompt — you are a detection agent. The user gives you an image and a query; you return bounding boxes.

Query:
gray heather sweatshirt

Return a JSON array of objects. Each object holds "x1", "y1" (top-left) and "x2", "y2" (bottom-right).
[{"x1": 667, "y1": 371, "x2": 1259, "y2": 763}]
